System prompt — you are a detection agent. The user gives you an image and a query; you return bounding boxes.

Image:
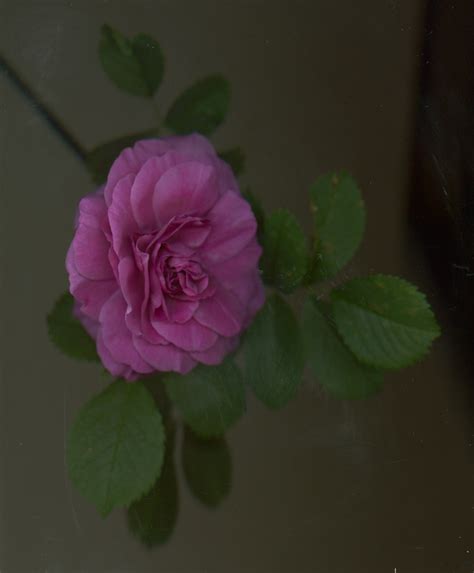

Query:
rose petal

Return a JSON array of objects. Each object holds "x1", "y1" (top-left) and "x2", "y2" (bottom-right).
[
  {"x1": 104, "y1": 139, "x2": 186, "y2": 207},
  {"x1": 108, "y1": 247, "x2": 120, "y2": 281},
  {"x1": 130, "y1": 154, "x2": 180, "y2": 229},
  {"x1": 104, "y1": 134, "x2": 232, "y2": 207},
  {"x1": 73, "y1": 303, "x2": 99, "y2": 339},
  {"x1": 155, "y1": 134, "x2": 238, "y2": 194},
  {"x1": 191, "y1": 335, "x2": 239, "y2": 365},
  {"x1": 108, "y1": 174, "x2": 139, "y2": 257},
  {"x1": 209, "y1": 241, "x2": 262, "y2": 286},
  {"x1": 166, "y1": 219, "x2": 211, "y2": 255},
  {"x1": 152, "y1": 318, "x2": 218, "y2": 352},
  {"x1": 118, "y1": 256, "x2": 169, "y2": 344},
  {"x1": 156, "y1": 297, "x2": 199, "y2": 324},
  {"x1": 133, "y1": 336, "x2": 197, "y2": 374},
  {"x1": 97, "y1": 329, "x2": 138, "y2": 381},
  {"x1": 99, "y1": 291, "x2": 154, "y2": 374},
  {"x1": 215, "y1": 158, "x2": 239, "y2": 194},
  {"x1": 77, "y1": 192, "x2": 108, "y2": 230},
  {"x1": 137, "y1": 134, "x2": 216, "y2": 162},
  {"x1": 193, "y1": 288, "x2": 244, "y2": 336},
  {"x1": 72, "y1": 278, "x2": 118, "y2": 320},
  {"x1": 201, "y1": 191, "x2": 257, "y2": 265},
  {"x1": 66, "y1": 245, "x2": 118, "y2": 319},
  {"x1": 118, "y1": 256, "x2": 143, "y2": 335},
  {"x1": 104, "y1": 147, "x2": 143, "y2": 206},
  {"x1": 72, "y1": 222, "x2": 114, "y2": 280},
  {"x1": 153, "y1": 162, "x2": 219, "y2": 224}
]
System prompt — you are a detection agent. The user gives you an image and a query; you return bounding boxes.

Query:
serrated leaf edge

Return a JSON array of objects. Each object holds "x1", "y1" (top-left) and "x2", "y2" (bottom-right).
[
  {"x1": 304, "y1": 296, "x2": 385, "y2": 398},
  {"x1": 331, "y1": 274, "x2": 441, "y2": 370},
  {"x1": 67, "y1": 383, "x2": 165, "y2": 517}
]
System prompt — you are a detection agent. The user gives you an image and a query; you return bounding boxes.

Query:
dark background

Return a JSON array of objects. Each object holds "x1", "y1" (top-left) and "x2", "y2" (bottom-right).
[{"x1": 0, "y1": 1, "x2": 472, "y2": 572}]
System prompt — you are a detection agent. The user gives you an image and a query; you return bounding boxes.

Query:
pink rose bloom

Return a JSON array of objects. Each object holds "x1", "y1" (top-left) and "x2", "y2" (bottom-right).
[{"x1": 66, "y1": 134, "x2": 264, "y2": 380}]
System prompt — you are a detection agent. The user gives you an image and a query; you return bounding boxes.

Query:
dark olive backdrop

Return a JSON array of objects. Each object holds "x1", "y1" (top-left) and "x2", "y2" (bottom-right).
[{"x1": 0, "y1": 1, "x2": 472, "y2": 572}]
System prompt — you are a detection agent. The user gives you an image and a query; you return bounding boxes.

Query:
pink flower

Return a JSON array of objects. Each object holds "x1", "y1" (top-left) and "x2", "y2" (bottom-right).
[{"x1": 66, "y1": 134, "x2": 265, "y2": 380}]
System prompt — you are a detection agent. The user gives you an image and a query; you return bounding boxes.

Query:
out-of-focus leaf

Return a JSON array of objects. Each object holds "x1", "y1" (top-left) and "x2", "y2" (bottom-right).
[
  {"x1": 218, "y1": 147, "x2": 245, "y2": 176},
  {"x1": 99, "y1": 25, "x2": 164, "y2": 97},
  {"x1": 165, "y1": 75, "x2": 230, "y2": 135},
  {"x1": 127, "y1": 450, "x2": 178, "y2": 547},
  {"x1": 164, "y1": 360, "x2": 245, "y2": 438},
  {"x1": 243, "y1": 294, "x2": 305, "y2": 408},
  {"x1": 47, "y1": 292, "x2": 99, "y2": 362},
  {"x1": 182, "y1": 428, "x2": 231, "y2": 508},
  {"x1": 131, "y1": 33, "x2": 165, "y2": 95}
]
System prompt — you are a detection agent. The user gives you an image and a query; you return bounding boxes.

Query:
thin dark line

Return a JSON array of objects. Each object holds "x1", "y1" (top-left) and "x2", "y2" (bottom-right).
[{"x1": 0, "y1": 52, "x2": 87, "y2": 162}]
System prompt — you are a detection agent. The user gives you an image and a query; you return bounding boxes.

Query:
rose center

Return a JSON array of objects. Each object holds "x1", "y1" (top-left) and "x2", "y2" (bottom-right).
[
  {"x1": 161, "y1": 256, "x2": 209, "y2": 299},
  {"x1": 132, "y1": 215, "x2": 212, "y2": 304}
]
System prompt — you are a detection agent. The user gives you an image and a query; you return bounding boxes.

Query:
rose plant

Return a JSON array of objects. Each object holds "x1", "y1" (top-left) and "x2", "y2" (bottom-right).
[{"x1": 46, "y1": 25, "x2": 441, "y2": 530}]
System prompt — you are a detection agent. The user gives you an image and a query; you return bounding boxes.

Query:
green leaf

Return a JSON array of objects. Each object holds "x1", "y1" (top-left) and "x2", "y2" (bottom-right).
[
  {"x1": 99, "y1": 25, "x2": 164, "y2": 97},
  {"x1": 331, "y1": 275, "x2": 441, "y2": 369},
  {"x1": 131, "y1": 34, "x2": 165, "y2": 95},
  {"x1": 242, "y1": 188, "x2": 265, "y2": 239},
  {"x1": 67, "y1": 380, "x2": 165, "y2": 517},
  {"x1": 47, "y1": 292, "x2": 99, "y2": 362},
  {"x1": 243, "y1": 294, "x2": 305, "y2": 408},
  {"x1": 308, "y1": 172, "x2": 365, "y2": 281},
  {"x1": 303, "y1": 297, "x2": 384, "y2": 399},
  {"x1": 127, "y1": 450, "x2": 178, "y2": 547},
  {"x1": 164, "y1": 360, "x2": 245, "y2": 438},
  {"x1": 218, "y1": 147, "x2": 245, "y2": 176},
  {"x1": 165, "y1": 75, "x2": 230, "y2": 135},
  {"x1": 86, "y1": 130, "x2": 158, "y2": 184},
  {"x1": 261, "y1": 209, "x2": 308, "y2": 293},
  {"x1": 182, "y1": 428, "x2": 231, "y2": 508}
]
